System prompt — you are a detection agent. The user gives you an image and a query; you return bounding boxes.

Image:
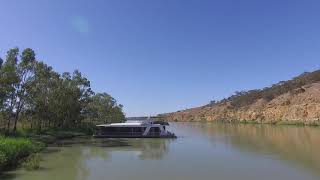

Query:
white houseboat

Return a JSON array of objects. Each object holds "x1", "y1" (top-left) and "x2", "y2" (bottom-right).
[{"x1": 94, "y1": 120, "x2": 176, "y2": 138}]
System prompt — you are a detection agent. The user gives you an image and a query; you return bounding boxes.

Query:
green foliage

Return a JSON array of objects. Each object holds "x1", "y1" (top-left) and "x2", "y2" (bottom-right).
[
  {"x1": 0, "y1": 150, "x2": 7, "y2": 170},
  {"x1": 72, "y1": 123, "x2": 96, "y2": 135},
  {"x1": 0, "y1": 47, "x2": 126, "y2": 172},
  {"x1": 0, "y1": 136, "x2": 44, "y2": 171},
  {"x1": 0, "y1": 137, "x2": 34, "y2": 168},
  {"x1": 0, "y1": 47, "x2": 125, "y2": 132},
  {"x1": 21, "y1": 153, "x2": 41, "y2": 170},
  {"x1": 0, "y1": 58, "x2": 3, "y2": 67},
  {"x1": 86, "y1": 93, "x2": 125, "y2": 124}
]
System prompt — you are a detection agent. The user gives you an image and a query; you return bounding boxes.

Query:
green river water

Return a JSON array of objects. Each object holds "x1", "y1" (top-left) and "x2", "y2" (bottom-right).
[{"x1": 1, "y1": 122, "x2": 320, "y2": 180}]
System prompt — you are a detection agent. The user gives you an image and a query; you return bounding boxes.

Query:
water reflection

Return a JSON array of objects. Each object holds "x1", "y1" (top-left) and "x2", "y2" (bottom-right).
[
  {"x1": 177, "y1": 122, "x2": 320, "y2": 177},
  {"x1": 0, "y1": 137, "x2": 174, "y2": 180},
  {"x1": 76, "y1": 138, "x2": 174, "y2": 160}
]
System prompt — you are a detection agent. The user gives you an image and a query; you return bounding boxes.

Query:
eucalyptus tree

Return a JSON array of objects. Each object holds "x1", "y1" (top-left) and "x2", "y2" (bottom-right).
[
  {"x1": 0, "y1": 48, "x2": 36, "y2": 131},
  {"x1": 26, "y1": 61, "x2": 60, "y2": 130},
  {"x1": 0, "y1": 48, "x2": 20, "y2": 130},
  {"x1": 11, "y1": 48, "x2": 36, "y2": 131},
  {"x1": 0, "y1": 57, "x2": 4, "y2": 126},
  {"x1": 86, "y1": 93, "x2": 125, "y2": 124},
  {"x1": 57, "y1": 70, "x2": 94, "y2": 127},
  {"x1": 0, "y1": 57, "x2": 4, "y2": 106},
  {"x1": 27, "y1": 69, "x2": 94, "y2": 129},
  {"x1": 0, "y1": 47, "x2": 125, "y2": 132}
]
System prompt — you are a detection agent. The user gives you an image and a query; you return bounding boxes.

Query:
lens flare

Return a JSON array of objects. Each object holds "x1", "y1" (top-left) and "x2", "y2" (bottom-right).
[{"x1": 71, "y1": 16, "x2": 90, "y2": 33}]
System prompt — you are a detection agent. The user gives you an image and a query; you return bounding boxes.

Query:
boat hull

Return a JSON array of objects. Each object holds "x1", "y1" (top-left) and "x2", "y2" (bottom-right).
[{"x1": 93, "y1": 134, "x2": 177, "y2": 138}]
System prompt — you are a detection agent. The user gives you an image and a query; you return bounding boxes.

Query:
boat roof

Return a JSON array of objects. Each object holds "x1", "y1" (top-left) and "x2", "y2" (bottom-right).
[
  {"x1": 98, "y1": 122, "x2": 143, "y2": 127},
  {"x1": 96, "y1": 120, "x2": 169, "y2": 127}
]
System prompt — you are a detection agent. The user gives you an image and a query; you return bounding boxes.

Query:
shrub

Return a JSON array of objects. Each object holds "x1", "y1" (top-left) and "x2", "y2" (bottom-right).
[
  {"x1": 0, "y1": 151, "x2": 7, "y2": 170},
  {"x1": 0, "y1": 137, "x2": 34, "y2": 168}
]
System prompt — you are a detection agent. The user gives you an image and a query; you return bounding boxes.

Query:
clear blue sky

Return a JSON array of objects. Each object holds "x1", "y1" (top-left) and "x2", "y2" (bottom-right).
[{"x1": 1, "y1": 0, "x2": 320, "y2": 116}]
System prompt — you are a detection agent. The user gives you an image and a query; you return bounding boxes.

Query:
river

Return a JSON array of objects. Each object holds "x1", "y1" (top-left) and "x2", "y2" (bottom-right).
[{"x1": 1, "y1": 122, "x2": 320, "y2": 180}]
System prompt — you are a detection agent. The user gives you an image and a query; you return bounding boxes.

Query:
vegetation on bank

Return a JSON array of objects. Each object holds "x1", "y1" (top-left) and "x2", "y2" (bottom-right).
[
  {"x1": 0, "y1": 47, "x2": 127, "y2": 172},
  {"x1": 21, "y1": 153, "x2": 41, "y2": 170},
  {"x1": 0, "y1": 126, "x2": 94, "y2": 172},
  {"x1": 0, "y1": 47, "x2": 125, "y2": 132},
  {"x1": 0, "y1": 136, "x2": 44, "y2": 171}
]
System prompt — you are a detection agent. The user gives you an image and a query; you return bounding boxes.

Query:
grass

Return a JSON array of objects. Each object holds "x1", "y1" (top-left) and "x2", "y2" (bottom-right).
[
  {"x1": 21, "y1": 153, "x2": 41, "y2": 170},
  {"x1": 0, "y1": 123, "x2": 95, "y2": 172},
  {"x1": 0, "y1": 136, "x2": 44, "y2": 171},
  {"x1": 0, "y1": 127, "x2": 87, "y2": 172}
]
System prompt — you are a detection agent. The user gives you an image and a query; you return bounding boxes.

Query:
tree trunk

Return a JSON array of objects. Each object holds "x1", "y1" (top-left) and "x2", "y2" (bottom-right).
[
  {"x1": 38, "y1": 117, "x2": 42, "y2": 132},
  {"x1": 13, "y1": 101, "x2": 22, "y2": 132},
  {"x1": 13, "y1": 110, "x2": 20, "y2": 132},
  {"x1": 6, "y1": 117, "x2": 11, "y2": 130}
]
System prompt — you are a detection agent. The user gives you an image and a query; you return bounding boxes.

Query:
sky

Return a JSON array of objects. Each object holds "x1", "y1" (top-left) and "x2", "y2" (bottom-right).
[{"x1": 1, "y1": 0, "x2": 320, "y2": 117}]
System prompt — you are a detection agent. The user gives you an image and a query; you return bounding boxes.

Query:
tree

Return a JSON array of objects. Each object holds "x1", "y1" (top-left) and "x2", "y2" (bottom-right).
[
  {"x1": 0, "y1": 47, "x2": 125, "y2": 132},
  {"x1": 0, "y1": 57, "x2": 4, "y2": 125},
  {"x1": 0, "y1": 57, "x2": 4, "y2": 107},
  {"x1": 0, "y1": 48, "x2": 20, "y2": 130},
  {"x1": 26, "y1": 61, "x2": 60, "y2": 130},
  {"x1": 86, "y1": 93, "x2": 125, "y2": 124},
  {"x1": 12, "y1": 48, "x2": 36, "y2": 131}
]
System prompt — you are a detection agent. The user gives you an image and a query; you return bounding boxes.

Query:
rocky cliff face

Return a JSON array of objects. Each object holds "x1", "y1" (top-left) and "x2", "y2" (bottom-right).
[{"x1": 161, "y1": 82, "x2": 320, "y2": 125}]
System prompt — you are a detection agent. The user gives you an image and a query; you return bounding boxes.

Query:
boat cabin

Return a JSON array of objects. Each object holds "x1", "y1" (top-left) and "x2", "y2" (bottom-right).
[{"x1": 94, "y1": 120, "x2": 176, "y2": 138}]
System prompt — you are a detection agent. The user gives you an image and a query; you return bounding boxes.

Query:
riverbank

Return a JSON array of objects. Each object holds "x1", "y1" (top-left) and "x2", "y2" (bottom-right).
[
  {"x1": 0, "y1": 136, "x2": 44, "y2": 172},
  {"x1": 0, "y1": 128, "x2": 92, "y2": 173},
  {"x1": 161, "y1": 116, "x2": 320, "y2": 126},
  {"x1": 161, "y1": 118, "x2": 320, "y2": 127},
  {"x1": 160, "y1": 71, "x2": 320, "y2": 125}
]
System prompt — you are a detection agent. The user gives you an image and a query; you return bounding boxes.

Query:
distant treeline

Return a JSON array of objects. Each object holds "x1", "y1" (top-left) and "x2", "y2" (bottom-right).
[
  {"x1": 208, "y1": 70, "x2": 320, "y2": 108},
  {"x1": 0, "y1": 48, "x2": 125, "y2": 132}
]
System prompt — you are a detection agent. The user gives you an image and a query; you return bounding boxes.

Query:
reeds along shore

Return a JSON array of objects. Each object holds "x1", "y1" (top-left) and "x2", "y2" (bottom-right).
[{"x1": 0, "y1": 136, "x2": 44, "y2": 171}]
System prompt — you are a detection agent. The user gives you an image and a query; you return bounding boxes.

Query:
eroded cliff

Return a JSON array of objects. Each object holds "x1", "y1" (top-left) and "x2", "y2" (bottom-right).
[{"x1": 160, "y1": 71, "x2": 320, "y2": 125}]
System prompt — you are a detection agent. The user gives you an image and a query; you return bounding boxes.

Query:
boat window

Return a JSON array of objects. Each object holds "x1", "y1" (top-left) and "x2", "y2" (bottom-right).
[
  {"x1": 149, "y1": 127, "x2": 160, "y2": 133},
  {"x1": 103, "y1": 127, "x2": 132, "y2": 132},
  {"x1": 132, "y1": 127, "x2": 144, "y2": 132},
  {"x1": 120, "y1": 127, "x2": 131, "y2": 132}
]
